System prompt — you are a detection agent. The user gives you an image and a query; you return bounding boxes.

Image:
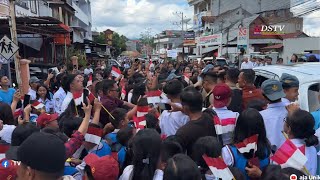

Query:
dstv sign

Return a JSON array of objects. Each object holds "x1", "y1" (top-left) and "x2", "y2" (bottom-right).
[{"x1": 254, "y1": 25, "x2": 286, "y2": 35}]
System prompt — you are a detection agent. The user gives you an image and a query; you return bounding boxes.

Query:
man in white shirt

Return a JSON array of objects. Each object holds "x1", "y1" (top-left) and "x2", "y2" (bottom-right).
[
  {"x1": 260, "y1": 79, "x2": 287, "y2": 151},
  {"x1": 240, "y1": 57, "x2": 254, "y2": 70},
  {"x1": 84, "y1": 63, "x2": 93, "y2": 75},
  {"x1": 61, "y1": 74, "x2": 84, "y2": 113},
  {"x1": 160, "y1": 80, "x2": 189, "y2": 136},
  {"x1": 28, "y1": 77, "x2": 40, "y2": 100},
  {"x1": 53, "y1": 76, "x2": 67, "y2": 115}
]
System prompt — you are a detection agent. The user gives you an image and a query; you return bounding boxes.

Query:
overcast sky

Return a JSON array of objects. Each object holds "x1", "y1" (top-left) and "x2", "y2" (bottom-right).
[{"x1": 91, "y1": 0, "x2": 320, "y2": 39}]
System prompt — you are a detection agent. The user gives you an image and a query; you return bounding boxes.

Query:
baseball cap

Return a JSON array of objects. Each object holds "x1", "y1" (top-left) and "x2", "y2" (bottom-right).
[
  {"x1": 261, "y1": 79, "x2": 286, "y2": 101},
  {"x1": 17, "y1": 132, "x2": 66, "y2": 174},
  {"x1": 0, "y1": 159, "x2": 18, "y2": 180},
  {"x1": 212, "y1": 84, "x2": 232, "y2": 108},
  {"x1": 201, "y1": 64, "x2": 214, "y2": 74},
  {"x1": 36, "y1": 113, "x2": 59, "y2": 128},
  {"x1": 84, "y1": 154, "x2": 119, "y2": 180},
  {"x1": 280, "y1": 73, "x2": 299, "y2": 88},
  {"x1": 166, "y1": 73, "x2": 181, "y2": 81},
  {"x1": 29, "y1": 76, "x2": 40, "y2": 83}
]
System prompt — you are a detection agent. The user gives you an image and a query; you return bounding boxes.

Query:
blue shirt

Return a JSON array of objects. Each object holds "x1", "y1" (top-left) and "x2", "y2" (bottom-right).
[{"x1": 0, "y1": 88, "x2": 15, "y2": 105}]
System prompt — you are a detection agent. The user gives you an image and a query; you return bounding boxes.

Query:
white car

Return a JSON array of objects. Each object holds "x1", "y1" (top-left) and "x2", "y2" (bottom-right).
[{"x1": 254, "y1": 63, "x2": 320, "y2": 112}]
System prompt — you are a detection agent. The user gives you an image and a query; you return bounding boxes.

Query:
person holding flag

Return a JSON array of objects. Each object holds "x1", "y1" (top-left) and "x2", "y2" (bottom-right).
[
  {"x1": 61, "y1": 74, "x2": 84, "y2": 113},
  {"x1": 281, "y1": 109, "x2": 318, "y2": 175},
  {"x1": 222, "y1": 108, "x2": 271, "y2": 179}
]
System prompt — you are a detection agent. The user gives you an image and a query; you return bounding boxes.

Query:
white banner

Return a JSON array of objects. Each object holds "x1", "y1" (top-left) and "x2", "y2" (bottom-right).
[
  {"x1": 167, "y1": 50, "x2": 178, "y2": 58},
  {"x1": 199, "y1": 34, "x2": 222, "y2": 46},
  {"x1": 237, "y1": 28, "x2": 249, "y2": 52}
]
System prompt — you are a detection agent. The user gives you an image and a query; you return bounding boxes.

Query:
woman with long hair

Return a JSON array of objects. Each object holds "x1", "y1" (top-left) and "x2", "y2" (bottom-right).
[
  {"x1": 222, "y1": 108, "x2": 271, "y2": 179},
  {"x1": 283, "y1": 109, "x2": 318, "y2": 175},
  {"x1": 119, "y1": 129, "x2": 162, "y2": 180},
  {"x1": 36, "y1": 84, "x2": 54, "y2": 113}
]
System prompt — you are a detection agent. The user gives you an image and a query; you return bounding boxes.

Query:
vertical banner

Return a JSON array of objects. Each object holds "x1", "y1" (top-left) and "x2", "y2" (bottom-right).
[{"x1": 237, "y1": 28, "x2": 249, "y2": 54}]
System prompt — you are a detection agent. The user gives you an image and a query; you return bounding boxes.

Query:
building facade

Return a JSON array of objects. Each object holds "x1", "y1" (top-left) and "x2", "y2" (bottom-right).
[
  {"x1": 187, "y1": 0, "x2": 304, "y2": 58},
  {"x1": 153, "y1": 30, "x2": 184, "y2": 56}
]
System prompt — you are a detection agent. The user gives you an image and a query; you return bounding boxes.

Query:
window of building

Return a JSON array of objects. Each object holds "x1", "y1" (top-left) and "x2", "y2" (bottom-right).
[
  {"x1": 30, "y1": 0, "x2": 37, "y2": 14},
  {"x1": 16, "y1": 0, "x2": 28, "y2": 9}
]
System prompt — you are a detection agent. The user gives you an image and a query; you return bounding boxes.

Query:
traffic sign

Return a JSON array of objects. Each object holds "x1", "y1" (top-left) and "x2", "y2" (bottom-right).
[{"x1": 0, "y1": 35, "x2": 19, "y2": 60}]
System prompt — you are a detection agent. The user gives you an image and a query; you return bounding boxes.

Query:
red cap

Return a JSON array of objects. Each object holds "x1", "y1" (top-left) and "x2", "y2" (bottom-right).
[
  {"x1": 84, "y1": 154, "x2": 119, "y2": 180},
  {"x1": 212, "y1": 84, "x2": 232, "y2": 108},
  {"x1": 0, "y1": 159, "x2": 18, "y2": 180},
  {"x1": 36, "y1": 113, "x2": 59, "y2": 128}
]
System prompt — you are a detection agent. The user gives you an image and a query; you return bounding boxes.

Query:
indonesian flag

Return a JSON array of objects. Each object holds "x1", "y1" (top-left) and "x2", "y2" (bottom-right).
[
  {"x1": 146, "y1": 90, "x2": 162, "y2": 104},
  {"x1": 111, "y1": 66, "x2": 121, "y2": 78},
  {"x1": 213, "y1": 116, "x2": 236, "y2": 135},
  {"x1": 14, "y1": 108, "x2": 22, "y2": 118},
  {"x1": 234, "y1": 134, "x2": 259, "y2": 154},
  {"x1": 85, "y1": 126, "x2": 103, "y2": 145},
  {"x1": 133, "y1": 106, "x2": 149, "y2": 130},
  {"x1": 270, "y1": 139, "x2": 307, "y2": 171},
  {"x1": 121, "y1": 87, "x2": 126, "y2": 100},
  {"x1": 203, "y1": 155, "x2": 234, "y2": 180},
  {"x1": 32, "y1": 101, "x2": 45, "y2": 110},
  {"x1": 73, "y1": 91, "x2": 84, "y2": 106},
  {"x1": 86, "y1": 74, "x2": 93, "y2": 87}
]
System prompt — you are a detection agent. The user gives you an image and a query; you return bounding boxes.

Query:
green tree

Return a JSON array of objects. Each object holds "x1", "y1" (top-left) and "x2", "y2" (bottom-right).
[
  {"x1": 93, "y1": 33, "x2": 105, "y2": 44},
  {"x1": 112, "y1": 32, "x2": 127, "y2": 57}
]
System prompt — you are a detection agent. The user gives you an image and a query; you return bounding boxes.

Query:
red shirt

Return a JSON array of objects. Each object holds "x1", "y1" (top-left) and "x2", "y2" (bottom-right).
[{"x1": 241, "y1": 86, "x2": 266, "y2": 110}]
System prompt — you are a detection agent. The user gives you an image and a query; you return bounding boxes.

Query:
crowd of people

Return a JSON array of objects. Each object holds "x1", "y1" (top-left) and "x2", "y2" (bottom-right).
[{"x1": 0, "y1": 57, "x2": 319, "y2": 180}]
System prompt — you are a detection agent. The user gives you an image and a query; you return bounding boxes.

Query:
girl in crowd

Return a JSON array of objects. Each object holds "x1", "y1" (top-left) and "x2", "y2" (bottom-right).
[
  {"x1": 163, "y1": 154, "x2": 201, "y2": 180},
  {"x1": 192, "y1": 136, "x2": 222, "y2": 180},
  {"x1": 283, "y1": 109, "x2": 318, "y2": 175},
  {"x1": 222, "y1": 108, "x2": 271, "y2": 179},
  {"x1": 119, "y1": 129, "x2": 162, "y2": 180},
  {"x1": 37, "y1": 84, "x2": 54, "y2": 113}
]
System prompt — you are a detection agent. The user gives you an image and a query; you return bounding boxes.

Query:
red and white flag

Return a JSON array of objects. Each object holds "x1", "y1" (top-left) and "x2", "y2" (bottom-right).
[
  {"x1": 133, "y1": 106, "x2": 149, "y2": 130},
  {"x1": 146, "y1": 90, "x2": 162, "y2": 104},
  {"x1": 234, "y1": 134, "x2": 259, "y2": 154},
  {"x1": 121, "y1": 87, "x2": 126, "y2": 100},
  {"x1": 270, "y1": 139, "x2": 307, "y2": 171},
  {"x1": 32, "y1": 101, "x2": 45, "y2": 110},
  {"x1": 86, "y1": 74, "x2": 93, "y2": 87},
  {"x1": 213, "y1": 116, "x2": 236, "y2": 135},
  {"x1": 203, "y1": 155, "x2": 234, "y2": 180},
  {"x1": 85, "y1": 126, "x2": 103, "y2": 145},
  {"x1": 111, "y1": 66, "x2": 121, "y2": 78},
  {"x1": 14, "y1": 108, "x2": 22, "y2": 118},
  {"x1": 73, "y1": 91, "x2": 84, "y2": 106},
  {"x1": 0, "y1": 144, "x2": 10, "y2": 159}
]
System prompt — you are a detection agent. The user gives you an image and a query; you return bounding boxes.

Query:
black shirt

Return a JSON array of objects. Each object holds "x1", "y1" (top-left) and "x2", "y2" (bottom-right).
[{"x1": 176, "y1": 114, "x2": 217, "y2": 156}]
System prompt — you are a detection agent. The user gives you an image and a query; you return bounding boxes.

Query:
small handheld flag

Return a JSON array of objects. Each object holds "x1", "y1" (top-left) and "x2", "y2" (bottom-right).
[{"x1": 203, "y1": 155, "x2": 234, "y2": 180}]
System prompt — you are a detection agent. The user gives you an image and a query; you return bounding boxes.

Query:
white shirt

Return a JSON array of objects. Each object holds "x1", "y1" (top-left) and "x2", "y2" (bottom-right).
[
  {"x1": 240, "y1": 61, "x2": 254, "y2": 70},
  {"x1": 0, "y1": 125, "x2": 15, "y2": 144},
  {"x1": 38, "y1": 98, "x2": 54, "y2": 113},
  {"x1": 260, "y1": 102, "x2": 288, "y2": 149},
  {"x1": 53, "y1": 87, "x2": 67, "y2": 115},
  {"x1": 290, "y1": 139, "x2": 317, "y2": 175},
  {"x1": 213, "y1": 107, "x2": 239, "y2": 145},
  {"x1": 28, "y1": 88, "x2": 37, "y2": 100},
  {"x1": 61, "y1": 92, "x2": 73, "y2": 114},
  {"x1": 159, "y1": 103, "x2": 189, "y2": 136},
  {"x1": 119, "y1": 165, "x2": 163, "y2": 180},
  {"x1": 281, "y1": 97, "x2": 291, "y2": 106},
  {"x1": 84, "y1": 68, "x2": 93, "y2": 75}
]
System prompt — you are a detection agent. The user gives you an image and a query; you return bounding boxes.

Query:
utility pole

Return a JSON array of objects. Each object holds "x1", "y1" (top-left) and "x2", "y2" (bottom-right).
[
  {"x1": 9, "y1": 0, "x2": 22, "y2": 92},
  {"x1": 173, "y1": 11, "x2": 185, "y2": 61}
]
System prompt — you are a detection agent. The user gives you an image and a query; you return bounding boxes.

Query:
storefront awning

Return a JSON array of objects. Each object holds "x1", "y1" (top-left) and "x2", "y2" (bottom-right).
[{"x1": 0, "y1": 16, "x2": 70, "y2": 36}]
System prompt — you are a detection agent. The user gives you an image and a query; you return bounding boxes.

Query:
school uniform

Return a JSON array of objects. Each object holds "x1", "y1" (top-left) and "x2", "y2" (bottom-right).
[
  {"x1": 260, "y1": 102, "x2": 287, "y2": 150},
  {"x1": 53, "y1": 87, "x2": 67, "y2": 115},
  {"x1": 222, "y1": 145, "x2": 270, "y2": 180},
  {"x1": 38, "y1": 98, "x2": 54, "y2": 113},
  {"x1": 213, "y1": 107, "x2": 239, "y2": 145},
  {"x1": 281, "y1": 97, "x2": 291, "y2": 106},
  {"x1": 119, "y1": 165, "x2": 163, "y2": 180},
  {"x1": 290, "y1": 139, "x2": 317, "y2": 175}
]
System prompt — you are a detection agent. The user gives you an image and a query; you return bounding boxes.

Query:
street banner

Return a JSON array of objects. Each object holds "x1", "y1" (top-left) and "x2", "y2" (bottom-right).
[
  {"x1": 237, "y1": 28, "x2": 249, "y2": 52},
  {"x1": 199, "y1": 34, "x2": 222, "y2": 46}
]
